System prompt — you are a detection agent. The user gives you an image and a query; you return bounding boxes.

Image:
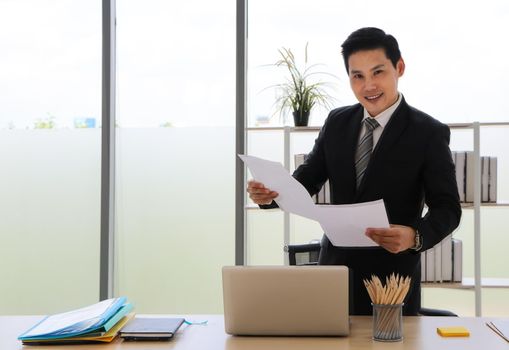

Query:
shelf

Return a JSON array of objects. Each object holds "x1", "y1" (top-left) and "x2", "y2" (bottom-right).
[
  {"x1": 246, "y1": 126, "x2": 321, "y2": 131},
  {"x1": 448, "y1": 121, "x2": 509, "y2": 129},
  {"x1": 461, "y1": 201, "x2": 509, "y2": 208},
  {"x1": 422, "y1": 278, "x2": 509, "y2": 290},
  {"x1": 248, "y1": 202, "x2": 509, "y2": 209},
  {"x1": 247, "y1": 122, "x2": 509, "y2": 131}
]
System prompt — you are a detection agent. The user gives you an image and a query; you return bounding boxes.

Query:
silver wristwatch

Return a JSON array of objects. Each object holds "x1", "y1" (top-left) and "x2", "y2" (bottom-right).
[{"x1": 411, "y1": 230, "x2": 422, "y2": 251}]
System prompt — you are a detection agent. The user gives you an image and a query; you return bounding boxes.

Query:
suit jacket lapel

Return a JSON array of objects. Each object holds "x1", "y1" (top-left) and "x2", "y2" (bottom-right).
[{"x1": 338, "y1": 107, "x2": 363, "y2": 197}]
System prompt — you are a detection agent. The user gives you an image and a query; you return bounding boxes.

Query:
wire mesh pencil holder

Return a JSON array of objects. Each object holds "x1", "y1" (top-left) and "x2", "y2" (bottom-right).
[{"x1": 372, "y1": 303, "x2": 404, "y2": 342}]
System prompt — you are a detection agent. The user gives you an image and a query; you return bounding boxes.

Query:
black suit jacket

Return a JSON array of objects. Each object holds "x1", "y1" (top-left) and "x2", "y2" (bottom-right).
[{"x1": 289, "y1": 97, "x2": 461, "y2": 315}]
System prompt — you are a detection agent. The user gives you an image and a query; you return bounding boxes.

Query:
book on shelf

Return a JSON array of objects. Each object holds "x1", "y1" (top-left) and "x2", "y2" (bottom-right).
[{"x1": 18, "y1": 297, "x2": 133, "y2": 344}]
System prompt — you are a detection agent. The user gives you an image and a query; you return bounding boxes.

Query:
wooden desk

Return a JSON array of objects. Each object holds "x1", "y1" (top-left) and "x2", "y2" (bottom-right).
[{"x1": 2, "y1": 315, "x2": 507, "y2": 349}]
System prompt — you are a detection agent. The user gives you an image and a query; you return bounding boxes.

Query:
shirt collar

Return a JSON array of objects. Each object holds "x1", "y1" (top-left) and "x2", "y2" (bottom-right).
[{"x1": 362, "y1": 93, "x2": 402, "y2": 128}]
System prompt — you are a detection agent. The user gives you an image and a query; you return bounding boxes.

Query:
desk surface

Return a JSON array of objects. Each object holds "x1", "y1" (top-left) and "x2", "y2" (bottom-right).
[{"x1": 2, "y1": 315, "x2": 507, "y2": 349}]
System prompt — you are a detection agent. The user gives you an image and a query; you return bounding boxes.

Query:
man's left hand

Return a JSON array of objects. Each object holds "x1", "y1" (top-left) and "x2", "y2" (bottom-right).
[{"x1": 365, "y1": 224, "x2": 416, "y2": 254}]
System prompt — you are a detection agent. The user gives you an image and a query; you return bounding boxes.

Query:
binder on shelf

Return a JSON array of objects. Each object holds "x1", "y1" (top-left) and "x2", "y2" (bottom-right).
[
  {"x1": 294, "y1": 153, "x2": 316, "y2": 203},
  {"x1": 420, "y1": 252, "x2": 426, "y2": 282},
  {"x1": 324, "y1": 180, "x2": 331, "y2": 204},
  {"x1": 489, "y1": 157, "x2": 497, "y2": 203},
  {"x1": 294, "y1": 154, "x2": 306, "y2": 171},
  {"x1": 422, "y1": 236, "x2": 461, "y2": 284},
  {"x1": 481, "y1": 157, "x2": 489, "y2": 202},
  {"x1": 434, "y1": 242, "x2": 442, "y2": 282},
  {"x1": 18, "y1": 297, "x2": 133, "y2": 343},
  {"x1": 426, "y1": 247, "x2": 435, "y2": 282},
  {"x1": 319, "y1": 185, "x2": 326, "y2": 204},
  {"x1": 294, "y1": 153, "x2": 329, "y2": 204},
  {"x1": 441, "y1": 234, "x2": 453, "y2": 282},
  {"x1": 465, "y1": 152, "x2": 475, "y2": 202},
  {"x1": 461, "y1": 151, "x2": 496, "y2": 203},
  {"x1": 452, "y1": 238, "x2": 463, "y2": 282},
  {"x1": 453, "y1": 151, "x2": 466, "y2": 202},
  {"x1": 316, "y1": 186, "x2": 322, "y2": 204}
]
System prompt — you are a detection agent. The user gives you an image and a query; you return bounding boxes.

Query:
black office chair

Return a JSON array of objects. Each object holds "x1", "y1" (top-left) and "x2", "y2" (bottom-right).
[
  {"x1": 285, "y1": 242, "x2": 458, "y2": 317},
  {"x1": 285, "y1": 242, "x2": 321, "y2": 266}
]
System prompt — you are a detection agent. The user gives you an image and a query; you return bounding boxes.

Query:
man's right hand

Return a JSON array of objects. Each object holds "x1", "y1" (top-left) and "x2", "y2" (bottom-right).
[{"x1": 247, "y1": 180, "x2": 279, "y2": 205}]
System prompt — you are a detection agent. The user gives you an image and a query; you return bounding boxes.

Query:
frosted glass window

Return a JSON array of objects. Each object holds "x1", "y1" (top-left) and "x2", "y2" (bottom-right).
[
  {"x1": 116, "y1": 0, "x2": 235, "y2": 313},
  {"x1": 0, "y1": 1, "x2": 101, "y2": 314}
]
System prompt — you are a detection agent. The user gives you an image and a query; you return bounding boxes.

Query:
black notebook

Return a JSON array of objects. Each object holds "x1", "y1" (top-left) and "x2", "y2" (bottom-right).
[{"x1": 120, "y1": 317, "x2": 185, "y2": 340}]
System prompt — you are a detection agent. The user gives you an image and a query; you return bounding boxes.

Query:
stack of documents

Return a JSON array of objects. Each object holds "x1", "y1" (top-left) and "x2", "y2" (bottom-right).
[
  {"x1": 18, "y1": 297, "x2": 134, "y2": 344},
  {"x1": 240, "y1": 154, "x2": 389, "y2": 247}
]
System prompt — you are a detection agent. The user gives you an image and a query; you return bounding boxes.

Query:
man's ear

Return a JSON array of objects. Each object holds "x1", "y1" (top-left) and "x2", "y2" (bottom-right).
[{"x1": 397, "y1": 58, "x2": 405, "y2": 77}]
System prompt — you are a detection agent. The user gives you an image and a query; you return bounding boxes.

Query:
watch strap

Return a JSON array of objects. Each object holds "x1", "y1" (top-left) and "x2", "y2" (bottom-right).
[{"x1": 411, "y1": 230, "x2": 423, "y2": 251}]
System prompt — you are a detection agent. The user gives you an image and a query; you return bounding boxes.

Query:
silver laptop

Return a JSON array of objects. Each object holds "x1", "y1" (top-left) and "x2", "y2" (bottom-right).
[{"x1": 222, "y1": 265, "x2": 349, "y2": 336}]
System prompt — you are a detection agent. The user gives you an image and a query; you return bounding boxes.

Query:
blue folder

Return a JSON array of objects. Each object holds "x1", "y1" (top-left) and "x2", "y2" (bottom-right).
[{"x1": 18, "y1": 297, "x2": 132, "y2": 341}]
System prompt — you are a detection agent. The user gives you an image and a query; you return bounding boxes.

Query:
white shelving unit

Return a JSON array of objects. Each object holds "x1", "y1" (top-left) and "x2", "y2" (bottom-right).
[
  {"x1": 245, "y1": 122, "x2": 509, "y2": 316},
  {"x1": 447, "y1": 122, "x2": 509, "y2": 316}
]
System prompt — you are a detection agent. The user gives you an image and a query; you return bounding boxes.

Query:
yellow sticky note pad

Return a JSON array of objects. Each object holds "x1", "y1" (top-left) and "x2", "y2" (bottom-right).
[{"x1": 437, "y1": 326, "x2": 470, "y2": 337}]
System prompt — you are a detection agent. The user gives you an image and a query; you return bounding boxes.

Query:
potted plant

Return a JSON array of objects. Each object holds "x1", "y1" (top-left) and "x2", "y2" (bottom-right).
[{"x1": 271, "y1": 44, "x2": 336, "y2": 127}]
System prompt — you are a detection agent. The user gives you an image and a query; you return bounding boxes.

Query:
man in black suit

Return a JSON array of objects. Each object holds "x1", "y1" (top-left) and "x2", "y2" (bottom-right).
[{"x1": 247, "y1": 27, "x2": 461, "y2": 315}]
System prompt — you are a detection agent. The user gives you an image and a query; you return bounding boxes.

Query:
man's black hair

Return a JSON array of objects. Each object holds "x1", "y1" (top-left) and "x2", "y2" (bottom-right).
[{"x1": 341, "y1": 27, "x2": 401, "y2": 72}]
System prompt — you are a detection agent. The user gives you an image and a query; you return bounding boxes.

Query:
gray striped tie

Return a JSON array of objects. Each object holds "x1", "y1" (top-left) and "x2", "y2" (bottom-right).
[{"x1": 355, "y1": 118, "x2": 380, "y2": 188}]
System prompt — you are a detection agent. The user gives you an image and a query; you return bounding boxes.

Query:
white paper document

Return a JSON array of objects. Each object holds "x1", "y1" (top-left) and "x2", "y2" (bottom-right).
[
  {"x1": 240, "y1": 154, "x2": 390, "y2": 247},
  {"x1": 313, "y1": 201, "x2": 390, "y2": 247},
  {"x1": 239, "y1": 154, "x2": 317, "y2": 219}
]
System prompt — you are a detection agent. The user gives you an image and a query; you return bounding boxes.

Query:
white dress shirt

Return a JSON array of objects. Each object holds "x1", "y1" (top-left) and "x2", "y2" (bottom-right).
[{"x1": 358, "y1": 93, "x2": 402, "y2": 148}]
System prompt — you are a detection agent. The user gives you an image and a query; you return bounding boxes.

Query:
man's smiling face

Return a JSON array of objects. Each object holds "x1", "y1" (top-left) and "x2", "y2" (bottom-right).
[{"x1": 348, "y1": 48, "x2": 405, "y2": 117}]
